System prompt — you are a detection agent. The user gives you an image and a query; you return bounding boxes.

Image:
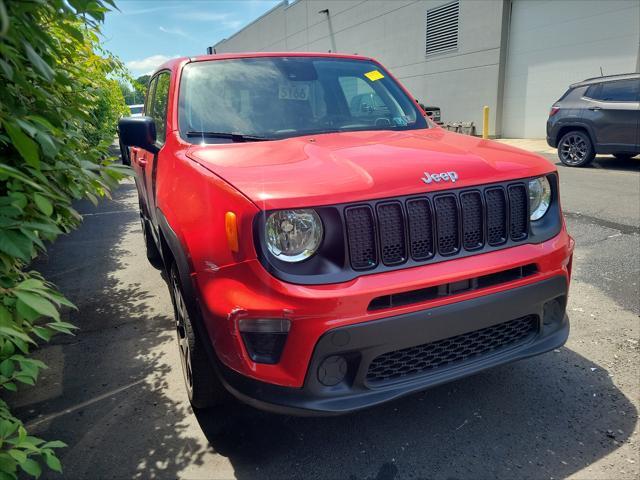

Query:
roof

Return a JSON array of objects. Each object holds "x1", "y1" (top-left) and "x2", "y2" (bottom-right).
[
  {"x1": 571, "y1": 72, "x2": 640, "y2": 88},
  {"x1": 155, "y1": 52, "x2": 376, "y2": 74}
]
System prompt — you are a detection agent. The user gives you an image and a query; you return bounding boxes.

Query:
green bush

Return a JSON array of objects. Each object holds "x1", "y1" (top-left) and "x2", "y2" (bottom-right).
[{"x1": 0, "y1": 0, "x2": 129, "y2": 477}]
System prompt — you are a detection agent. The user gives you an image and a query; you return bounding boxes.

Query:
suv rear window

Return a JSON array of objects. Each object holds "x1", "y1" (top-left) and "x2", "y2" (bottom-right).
[{"x1": 586, "y1": 79, "x2": 639, "y2": 102}]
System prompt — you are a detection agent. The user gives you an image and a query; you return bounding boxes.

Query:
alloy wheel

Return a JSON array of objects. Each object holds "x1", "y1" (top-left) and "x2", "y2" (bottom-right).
[
  {"x1": 559, "y1": 134, "x2": 588, "y2": 166},
  {"x1": 171, "y1": 269, "x2": 194, "y2": 395}
]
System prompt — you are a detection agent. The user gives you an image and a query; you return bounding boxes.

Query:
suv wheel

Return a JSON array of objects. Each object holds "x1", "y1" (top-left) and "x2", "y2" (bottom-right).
[
  {"x1": 558, "y1": 131, "x2": 595, "y2": 167},
  {"x1": 169, "y1": 263, "x2": 227, "y2": 409}
]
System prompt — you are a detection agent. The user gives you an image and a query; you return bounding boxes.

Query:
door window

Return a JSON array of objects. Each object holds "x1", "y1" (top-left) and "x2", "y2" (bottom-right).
[
  {"x1": 149, "y1": 72, "x2": 171, "y2": 145},
  {"x1": 144, "y1": 77, "x2": 157, "y2": 117},
  {"x1": 586, "y1": 79, "x2": 640, "y2": 102}
]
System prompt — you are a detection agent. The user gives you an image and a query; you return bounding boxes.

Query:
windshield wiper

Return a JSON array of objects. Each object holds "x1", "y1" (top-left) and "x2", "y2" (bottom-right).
[{"x1": 186, "y1": 131, "x2": 272, "y2": 142}]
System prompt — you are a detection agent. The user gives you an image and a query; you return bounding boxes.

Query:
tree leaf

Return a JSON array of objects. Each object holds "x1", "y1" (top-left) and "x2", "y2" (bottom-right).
[
  {"x1": 0, "y1": 58, "x2": 13, "y2": 80},
  {"x1": 3, "y1": 123, "x2": 40, "y2": 169},
  {"x1": 32, "y1": 194, "x2": 53, "y2": 216},
  {"x1": 31, "y1": 327, "x2": 52, "y2": 342},
  {"x1": 24, "y1": 42, "x2": 53, "y2": 81},
  {"x1": 35, "y1": 132, "x2": 58, "y2": 158},
  {"x1": 41, "y1": 441, "x2": 66, "y2": 449},
  {"x1": 7, "y1": 451, "x2": 25, "y2": 464},
  {"x1": 0, "y1": 420, "x2": 19, "y2": 440},
  {"x1": 14, "y1": 375, "x2": 34, "y2": 386},
  {"x1": 0, "y1": 230, "x2": 33, "y2": 260},
  {"x1": 44, "y1": 453, "x2": 61, "y2": 473},
  {"x1": 0, "y1": 359, "x2": 14, "y2": 377},
  {"x1": 19, "y1": 458, "x2": 41, "y2": 478},
  {"x1": 12, "y1": 291, "x2": 59, "y2": 320},
  {"x1": 15, "y1": 299, "x2": 40, "y2": 322},
  {"x1": 0, "y1": 304, "x2": 11, "y2": 325},
  {"x1": 0, "y1": 327, "x2": 33, "y2": 344}
]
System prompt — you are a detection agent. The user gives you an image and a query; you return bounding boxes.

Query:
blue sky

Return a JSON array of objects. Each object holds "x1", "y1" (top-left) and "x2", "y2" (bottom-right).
[{"x1": 103, "y1": 0, "x2": 280, "y2": 78}]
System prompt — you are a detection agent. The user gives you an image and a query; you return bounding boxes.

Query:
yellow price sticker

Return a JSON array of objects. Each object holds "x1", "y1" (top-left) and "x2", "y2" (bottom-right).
[{"x1": 364, "y1": 70, "x2": 384, "y2": 81}]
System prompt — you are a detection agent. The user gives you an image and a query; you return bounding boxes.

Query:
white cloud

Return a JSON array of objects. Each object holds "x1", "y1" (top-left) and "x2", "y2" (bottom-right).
[
  {"x1": 175, "y1": 12, "x2": 231, "y2": 22},
  {"x1": 122, "y1": 5, "x2": 182, "y2": 15},
  {"x1": 159, "y1": 26, "x2": 195, "y2": 40},
  {"x1": 126, "y1": 55, "x2": 178, "y2": 77},
  {"x1": 174, "y1": 10, "x2": 243, "y2": 30}
]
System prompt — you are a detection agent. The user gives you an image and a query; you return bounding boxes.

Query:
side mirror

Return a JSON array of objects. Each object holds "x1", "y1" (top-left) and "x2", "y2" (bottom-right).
[{"x1": 118, "y1": 116, "x2": 158, "y2": 153}]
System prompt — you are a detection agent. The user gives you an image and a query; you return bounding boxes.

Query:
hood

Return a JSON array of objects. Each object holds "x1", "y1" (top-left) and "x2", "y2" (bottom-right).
[{"x1": 186, "y1": 129, "x2": 554, "y2": 210}]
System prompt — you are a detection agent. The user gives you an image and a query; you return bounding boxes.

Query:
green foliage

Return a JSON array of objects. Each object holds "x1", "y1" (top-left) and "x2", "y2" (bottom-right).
[
  {"x1": 0, "y1": 0, "x2": 130, "y2": 477},
  {"x1": 118, "y1": 74, "x2": 148, "y2": 106}
]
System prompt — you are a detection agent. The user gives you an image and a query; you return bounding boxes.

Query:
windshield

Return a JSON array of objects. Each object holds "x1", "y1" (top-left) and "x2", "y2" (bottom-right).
[
  {"x1": 129, "y1": 105, "x2": 143, "y2": 115},
  {"x1": 179, "y1": 57, "x2": 427, "y2": 142}
]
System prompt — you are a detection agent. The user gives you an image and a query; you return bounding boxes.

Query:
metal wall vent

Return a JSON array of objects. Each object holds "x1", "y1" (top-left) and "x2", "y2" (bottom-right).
[{"x1": 426, "y1": 1, "x2": 459, "y2": 55}]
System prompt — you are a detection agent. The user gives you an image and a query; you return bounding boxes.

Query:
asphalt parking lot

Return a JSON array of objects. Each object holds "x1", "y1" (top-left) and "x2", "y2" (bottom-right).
[{"x1": 10, "y1": 148, "x2": 639, "y2": 479}]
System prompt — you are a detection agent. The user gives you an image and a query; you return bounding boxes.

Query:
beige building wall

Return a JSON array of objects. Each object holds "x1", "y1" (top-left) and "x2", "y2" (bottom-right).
[{"x1": 212, "y1": 0, "x2": 640, "y2": 138}]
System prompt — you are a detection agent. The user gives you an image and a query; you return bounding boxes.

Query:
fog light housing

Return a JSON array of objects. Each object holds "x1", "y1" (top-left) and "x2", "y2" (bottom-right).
[
  {"x1": 543, "y1": 297, "x2": 566, "y2": 326},
  {"x1": 318, "y1": 355, "x2": 348, "y2": 386},
  {"x1": 239, "y1": 319, "x2": 290, "y2": 364}
]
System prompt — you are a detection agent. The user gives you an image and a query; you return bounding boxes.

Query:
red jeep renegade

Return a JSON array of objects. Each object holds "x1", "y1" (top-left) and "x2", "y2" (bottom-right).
[{"x1": 118, "y1": 53, "x2": 574, "y2": 415}]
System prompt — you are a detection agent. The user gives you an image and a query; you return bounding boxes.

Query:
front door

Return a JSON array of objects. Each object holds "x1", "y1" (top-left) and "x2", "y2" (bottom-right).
[
  {"x1": 141, "y1": 71, "x2": 171, "y2": 228},
  {"x1": 583, "y1": 78, "x2": 640, "y2": 152}
]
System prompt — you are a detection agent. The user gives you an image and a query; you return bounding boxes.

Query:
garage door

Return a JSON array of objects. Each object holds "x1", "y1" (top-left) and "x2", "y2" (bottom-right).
[{"x1": 501, "y1": 0, "x2": 640, "y2": 138}]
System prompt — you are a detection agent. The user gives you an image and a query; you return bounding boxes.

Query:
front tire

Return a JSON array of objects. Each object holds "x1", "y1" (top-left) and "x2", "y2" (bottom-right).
[
  {"x1": 169, "y1": 263, "x2": 226, "y2": 409},
  {"x1": 558, "y1": 131, "x2": 595, "y2": 167}
]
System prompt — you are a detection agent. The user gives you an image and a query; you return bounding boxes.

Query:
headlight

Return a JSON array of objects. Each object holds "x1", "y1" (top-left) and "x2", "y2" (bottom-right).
[
  {"x1": 265, "y1": 209, "x2": 323, "y2": 262},
  {"x1": 528, "y1": 176, "x2": 551, "y2": 221}
]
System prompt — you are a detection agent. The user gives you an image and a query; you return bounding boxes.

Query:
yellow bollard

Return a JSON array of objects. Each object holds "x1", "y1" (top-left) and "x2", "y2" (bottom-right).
[
  {"x1": 482, "y1": 106, "x2": 489, "y2": 139},
  {"x1": 482, "y1": 105, "x2": 489, "y2": 138}
]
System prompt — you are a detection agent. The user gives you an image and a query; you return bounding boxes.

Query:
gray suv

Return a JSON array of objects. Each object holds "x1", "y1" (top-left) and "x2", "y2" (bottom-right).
[{"x1": 547, "y1": 73, "x2": 639, "y2": 167}]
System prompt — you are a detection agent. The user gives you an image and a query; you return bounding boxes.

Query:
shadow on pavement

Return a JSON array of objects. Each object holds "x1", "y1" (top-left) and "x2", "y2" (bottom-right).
[
  {"x1": 554, "y1": 154, "x2": 640, "y2": 172},
  {"x1": 8, "y1": 182, "x2": 638, "y2": 480},
  {"x1": 10, "y1": 182, "x2": 206, "y2": 479},
  {"x1": 196, "y1": 346, "x2": 637, "y2": 479}
]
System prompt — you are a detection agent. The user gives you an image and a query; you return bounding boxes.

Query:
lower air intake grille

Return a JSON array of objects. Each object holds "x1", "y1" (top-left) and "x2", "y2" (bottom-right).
[
  {"x1": 366, "y1": 315, "x2": 538, "y2": 385},
  {"x1": 345, "y1": 206, "x2": 377, "y2": 270}
]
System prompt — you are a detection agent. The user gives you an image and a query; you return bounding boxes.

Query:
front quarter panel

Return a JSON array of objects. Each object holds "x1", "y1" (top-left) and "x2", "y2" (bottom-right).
[{"x1": 156, "y1": 132, "x2": 260, "y2": 275}]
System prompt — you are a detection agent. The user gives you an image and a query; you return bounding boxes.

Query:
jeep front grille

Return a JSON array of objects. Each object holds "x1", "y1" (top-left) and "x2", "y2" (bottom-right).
[{"x1": 344, "y1": 182, "x2": 530, "y2": 270}]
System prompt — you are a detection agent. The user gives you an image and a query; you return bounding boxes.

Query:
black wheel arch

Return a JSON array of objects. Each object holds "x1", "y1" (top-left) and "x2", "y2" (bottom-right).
[
  {"x1": 555, "y1": 123, "x2": 596, "y2": 149},
  {"x1": 156, "y1": 209, "x2": 196, "y2": 304},
  {"x1": 155, "y1": 209, "x2": 224, "y2": 365}
]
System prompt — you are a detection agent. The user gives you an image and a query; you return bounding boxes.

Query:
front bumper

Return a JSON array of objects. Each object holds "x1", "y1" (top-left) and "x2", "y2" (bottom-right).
[{"x1": 216, "y1": 275, "x2": 569, "y2": 415}]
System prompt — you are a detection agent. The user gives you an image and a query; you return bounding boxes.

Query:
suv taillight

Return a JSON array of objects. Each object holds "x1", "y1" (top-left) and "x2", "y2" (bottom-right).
[{"x1": 549, "y1": 107, "x2": 560, "y2": 117}]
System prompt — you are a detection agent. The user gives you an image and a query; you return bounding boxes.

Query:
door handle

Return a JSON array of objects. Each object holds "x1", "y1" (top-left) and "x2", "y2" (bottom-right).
[
  {"x1": 138, "y1": 156, "x2": 147, "y2": 167},
  {"x1": 588, "y1": 106, "x2": 601, "y2": 111}
]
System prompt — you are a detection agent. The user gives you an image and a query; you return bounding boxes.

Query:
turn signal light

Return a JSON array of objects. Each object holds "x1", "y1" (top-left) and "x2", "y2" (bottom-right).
[{"x1": 225, "y1": 211, "x2": 239, "y2": 253}]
